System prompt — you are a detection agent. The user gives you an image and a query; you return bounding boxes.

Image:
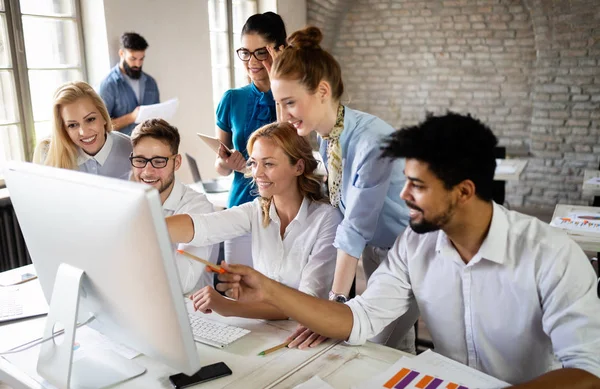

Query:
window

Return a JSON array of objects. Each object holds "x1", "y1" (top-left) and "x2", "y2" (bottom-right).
[
  {"x1": 207, "y1": 0, "x2": 257, "y2": 109},
  {"x1": 0, "y1": 0, "x2": 85, "y2": 173}
]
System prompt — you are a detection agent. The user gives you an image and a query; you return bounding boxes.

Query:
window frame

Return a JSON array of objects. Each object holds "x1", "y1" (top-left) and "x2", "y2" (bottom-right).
[
  {"x1": 208, "y1": 0, "x2": 258, "y2": 109},
  {"x1": 2, "y1": 0, "x2": 87, "y2": 163}
]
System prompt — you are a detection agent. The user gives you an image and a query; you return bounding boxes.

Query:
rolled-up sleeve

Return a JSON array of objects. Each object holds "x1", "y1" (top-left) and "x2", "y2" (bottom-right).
[
  {"x1": 188, "y1": 202, "x2": 254, "y2": 247},
  {"x1": 298, "y1": 207, "x2": 343, "y2": 299},
  {"x1": 334, "y1": 142, "x2": 395, "y2": 258},
  {"x1": 346, "y1": 233, "x2": 416, "y2": 345},
  {"x1": 540, "y1": 239, "x2": 600, "y2": 377}
]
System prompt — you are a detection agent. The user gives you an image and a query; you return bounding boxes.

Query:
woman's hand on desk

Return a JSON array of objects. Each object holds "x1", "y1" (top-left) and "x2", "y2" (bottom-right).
[
  {"x1": 286, "y1": 324, "x2": 329, "y2": 350},
  {"x1": 190, "y1": 286, "x2": 232, "y2": 316}
]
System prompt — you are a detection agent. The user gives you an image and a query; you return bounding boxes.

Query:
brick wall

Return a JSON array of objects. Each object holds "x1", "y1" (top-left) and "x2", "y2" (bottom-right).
[{"x1": 307, "y1": 0, "x2": 600, "y2": 207}]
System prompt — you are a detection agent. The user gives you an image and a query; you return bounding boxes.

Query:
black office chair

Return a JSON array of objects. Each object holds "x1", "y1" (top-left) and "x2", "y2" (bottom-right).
[{"x1": 492, "y1": 146, "x2": 506, "y2": 205}]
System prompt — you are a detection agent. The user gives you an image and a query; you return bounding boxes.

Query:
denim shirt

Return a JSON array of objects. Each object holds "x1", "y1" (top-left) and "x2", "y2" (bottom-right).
[
  {"x1": 319, "y1": 107, "x2": 410, "y2": 258},
  {"x1": 98, "y1": 65, "x2": 160, "y2": 135}
]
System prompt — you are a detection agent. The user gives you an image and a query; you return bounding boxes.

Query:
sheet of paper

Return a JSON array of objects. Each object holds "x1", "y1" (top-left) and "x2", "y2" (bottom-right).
[
  {"x1": 293, "y1": 375, "x2": 335, "y2": 389},
  {"x1": 495, "y1": 161, "x2": 516, "y2": 175},
  {"x1": 551, "y1": 215, "x2": 600, "y2": 233},
  {"x1": 585, "y1": 177, "x2": 600, "y2": 185},
  {"x1": 135, "y1": 97, "x2": 179, "y2": 123},
  {"x1": 353, "y1": 350, "x2": 508, "y2": 389}
]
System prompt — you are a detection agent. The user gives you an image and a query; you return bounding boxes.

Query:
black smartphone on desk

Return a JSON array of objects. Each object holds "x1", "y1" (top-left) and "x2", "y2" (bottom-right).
[{"x1": 169, "y1": 362, "x2": 232, "y2": 389}]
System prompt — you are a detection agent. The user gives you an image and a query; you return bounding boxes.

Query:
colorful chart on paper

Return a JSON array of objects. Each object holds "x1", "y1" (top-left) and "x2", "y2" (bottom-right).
[{"x1": 383, "y1": 367, "x2": 469, "y2": 389}]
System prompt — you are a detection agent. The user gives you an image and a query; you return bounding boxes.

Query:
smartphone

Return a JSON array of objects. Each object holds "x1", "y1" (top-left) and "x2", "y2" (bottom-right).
[{"x1": 168, "y1": 362, "x2": 232, "y2": 389}]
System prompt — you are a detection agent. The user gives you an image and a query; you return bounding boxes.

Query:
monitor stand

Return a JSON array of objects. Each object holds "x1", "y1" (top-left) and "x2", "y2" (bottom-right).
[{"x1": 37, "y1": 263, "x2": 146, "y2": 389}]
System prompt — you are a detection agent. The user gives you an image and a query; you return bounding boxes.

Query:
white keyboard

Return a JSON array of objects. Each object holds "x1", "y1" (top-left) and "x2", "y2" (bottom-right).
[
  {"x1": 188, "y1": 314, "x2": 250, "y2": 348},
  {"x1": 0, "y1": 289, "x2": 24, "y2": 319}
]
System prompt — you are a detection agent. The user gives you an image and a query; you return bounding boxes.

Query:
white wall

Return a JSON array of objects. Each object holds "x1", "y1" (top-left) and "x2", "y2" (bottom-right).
[
  {"x1": 259, "y1": 0, "x2": 307, "y2": 35},
  {"x1": 80, "y1": 0, "x2": 216, "y2": 183},
  {"x1": 80, "y1": 0, "x2": 110, "y2": 89},
  {"x1": 276, "y1": 0, "x2": 307, "y2": 34}
]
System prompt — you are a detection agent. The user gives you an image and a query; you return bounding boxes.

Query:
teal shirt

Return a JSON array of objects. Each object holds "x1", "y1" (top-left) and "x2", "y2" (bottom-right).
[{"x1": 216, "y1": 83, "x2": 276, "y2": 208}]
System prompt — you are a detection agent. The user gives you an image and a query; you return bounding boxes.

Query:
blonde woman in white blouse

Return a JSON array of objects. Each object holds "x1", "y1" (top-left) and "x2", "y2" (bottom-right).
[{"x1": 166, "y1": 121, "x2": 342, "y2": 320}]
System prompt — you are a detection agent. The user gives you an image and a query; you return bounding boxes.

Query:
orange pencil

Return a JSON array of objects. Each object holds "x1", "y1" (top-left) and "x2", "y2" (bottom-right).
[
  {"x1": 257, "y1": 340, "x2": 291, "y2": 356},
  {"x1": 176, "y1": 249, "x2": 226, "y2": 274}
]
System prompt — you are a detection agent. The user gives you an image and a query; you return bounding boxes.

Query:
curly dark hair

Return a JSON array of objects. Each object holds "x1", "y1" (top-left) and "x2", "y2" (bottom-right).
[
  {"x1": 381, "y1": 112, "x2": 498, "y2": 202},
  {"x1": 121, "y1": 32, "x2": 149, "y2": 51}
]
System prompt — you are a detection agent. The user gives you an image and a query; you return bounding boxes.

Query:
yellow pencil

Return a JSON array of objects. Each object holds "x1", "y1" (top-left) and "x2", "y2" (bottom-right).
[
  {"x1": 176, "y1": 249, "x2": 226, "y2": 274},
  {"x1": 258, "y1": 340, "x2": 291, "y2": 356}
]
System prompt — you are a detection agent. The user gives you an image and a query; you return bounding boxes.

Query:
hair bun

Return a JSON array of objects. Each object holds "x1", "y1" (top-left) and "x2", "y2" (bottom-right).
[{"x1": 287, "y1": 26, "x2": 323, "y2": 49}]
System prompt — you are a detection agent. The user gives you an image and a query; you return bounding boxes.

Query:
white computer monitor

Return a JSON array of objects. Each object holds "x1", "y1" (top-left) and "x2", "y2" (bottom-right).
[{"x1": 4, "y1": 161, "x2": 200, "y2": 388}]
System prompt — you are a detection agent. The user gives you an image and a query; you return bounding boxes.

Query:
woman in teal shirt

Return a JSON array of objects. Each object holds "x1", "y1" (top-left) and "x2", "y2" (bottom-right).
[{"x1": 214, "y1": 12, "x2": 287, "y2": 266}]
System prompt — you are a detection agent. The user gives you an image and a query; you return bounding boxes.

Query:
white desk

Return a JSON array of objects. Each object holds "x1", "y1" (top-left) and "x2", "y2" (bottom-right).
[
  {"x1": 494, "y1": 158, "x2": 528, "y2": 181},
  {"x1": 0, "y1": 300, "x2": 341, "y2": 389},
  {"x1": 270, "y1": 340, "x2": 411, "y2": 389}
]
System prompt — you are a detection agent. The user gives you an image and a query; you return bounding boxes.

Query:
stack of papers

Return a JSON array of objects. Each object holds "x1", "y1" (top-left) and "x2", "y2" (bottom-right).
[{"x1": 353, "y1": 350, "x2": 508, "y2": 389}]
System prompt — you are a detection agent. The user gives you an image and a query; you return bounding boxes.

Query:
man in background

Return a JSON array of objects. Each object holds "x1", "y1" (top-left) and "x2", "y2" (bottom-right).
[{"x1": 99, "y1": 32, "x2": 160, "y2": 136}]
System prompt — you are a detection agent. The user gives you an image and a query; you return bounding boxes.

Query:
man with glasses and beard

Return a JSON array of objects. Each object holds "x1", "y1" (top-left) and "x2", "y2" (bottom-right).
[
  {"x1": 99, "y1": 32, "x2": 160, "y2": 136},
  {"x1": 130, "y1": 119, "x2": 217, "y2": 294},
  {"x1": 211, "y1": 112, "x2": 600, "y2": 388}
]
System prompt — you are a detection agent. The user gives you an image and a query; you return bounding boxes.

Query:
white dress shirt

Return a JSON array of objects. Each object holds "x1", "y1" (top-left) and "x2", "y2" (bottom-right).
[
  {"x1": 189, "y1": 197, "x2": 342, "y2": 299},
  {"x1": 347, "y1": 202, "x2": 600, "y2": 384},
  {"x1": 76, "y1": 131, "x2": 132, "y2": 180},
  {"x1": 163, "y1": 180, "x2": 218, "y2": 294}
]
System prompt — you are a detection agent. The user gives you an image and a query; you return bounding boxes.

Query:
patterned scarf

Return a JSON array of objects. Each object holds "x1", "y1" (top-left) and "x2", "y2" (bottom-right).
[{"x1": 322, "y1": 105, "x2": 345, "y2": 208}]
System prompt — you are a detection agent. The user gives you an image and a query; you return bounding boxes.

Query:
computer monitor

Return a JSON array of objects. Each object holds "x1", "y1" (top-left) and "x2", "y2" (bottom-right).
[{"x1": 4, "y1": 161, "x2": 200, "y2": 388}]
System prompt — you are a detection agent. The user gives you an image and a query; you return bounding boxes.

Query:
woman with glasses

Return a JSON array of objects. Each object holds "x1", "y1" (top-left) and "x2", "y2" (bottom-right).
[
  {"x1": 167, "y1": 122, "x2": 341, "y2": 320},
  {"x1": 214, "y1": 12, "x2": 287, "y2": 268},
  {"x1": 33, "y1": 81, "x2": 132, "y2": 180}
]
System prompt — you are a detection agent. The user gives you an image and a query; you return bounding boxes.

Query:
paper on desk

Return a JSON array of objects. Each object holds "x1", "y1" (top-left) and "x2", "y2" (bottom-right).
[
  {"x1": 496, "y1": 163, "x2": 517, "y2": 174},
  {"x1": 135, "y1": 98, "x2": 179, "y2": 123},
  {"x1": 293, "y1": 375, "x2": 335, "y2": 389},
  {"x1": 585, "y1": 177, "x2": 600, "y2": 185},
  {"x1": 353, "y1": 350, "x2": 508, "y2": 389}
]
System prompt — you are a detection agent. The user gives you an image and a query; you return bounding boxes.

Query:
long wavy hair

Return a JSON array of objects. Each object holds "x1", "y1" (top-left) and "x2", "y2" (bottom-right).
[
  {"x1": 247, "y1": 122, "x2": 326, "y2": 227},
  {"x1": 33, "y1": 81, "x2": 112, "y2": 170}
]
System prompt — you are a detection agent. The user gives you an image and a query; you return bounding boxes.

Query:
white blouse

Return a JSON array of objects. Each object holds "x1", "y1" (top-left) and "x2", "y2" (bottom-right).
[{"x1": 189, "y1": 197, "x2": 342, "y2": 299}]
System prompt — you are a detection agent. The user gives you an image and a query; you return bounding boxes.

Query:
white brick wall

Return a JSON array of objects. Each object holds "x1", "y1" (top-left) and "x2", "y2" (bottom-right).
[{"x1": 307, "y1": 0, "x2": 600, "y2": 207}]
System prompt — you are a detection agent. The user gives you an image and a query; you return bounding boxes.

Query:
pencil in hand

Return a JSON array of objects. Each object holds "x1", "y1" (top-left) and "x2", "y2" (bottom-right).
[
  {"x1": 258, "y1": 340, "x2": 291, "y2": 356},
  {"x1": 176, "y1": 249, "x2": 226, "y2": 274}
]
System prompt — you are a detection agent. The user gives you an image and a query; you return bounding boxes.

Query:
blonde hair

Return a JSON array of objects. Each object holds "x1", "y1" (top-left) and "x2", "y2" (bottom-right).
[
  {"x1": 35, "y1": 81, "x2": 112, "y2": 170},
  {"x1": 247, "y1": 122, "x2": 326, "y2": 227}
]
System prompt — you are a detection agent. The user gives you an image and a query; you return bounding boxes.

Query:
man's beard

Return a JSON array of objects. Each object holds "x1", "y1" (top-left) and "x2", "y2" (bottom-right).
[
  {"x1": 406, "y1": 200, "x2": 455, "y2": 234},
  {"x1": 123, "y1": 60, "x2": 142, "y2": 79}
]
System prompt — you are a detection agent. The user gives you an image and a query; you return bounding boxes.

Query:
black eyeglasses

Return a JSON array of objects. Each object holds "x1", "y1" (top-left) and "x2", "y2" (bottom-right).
[
  {"x1": 236, "y1": 47, "x2": 269, "y2": 61},
  {"x1": 129, "y1": 154, "x2": 176, "y2": 169}
]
